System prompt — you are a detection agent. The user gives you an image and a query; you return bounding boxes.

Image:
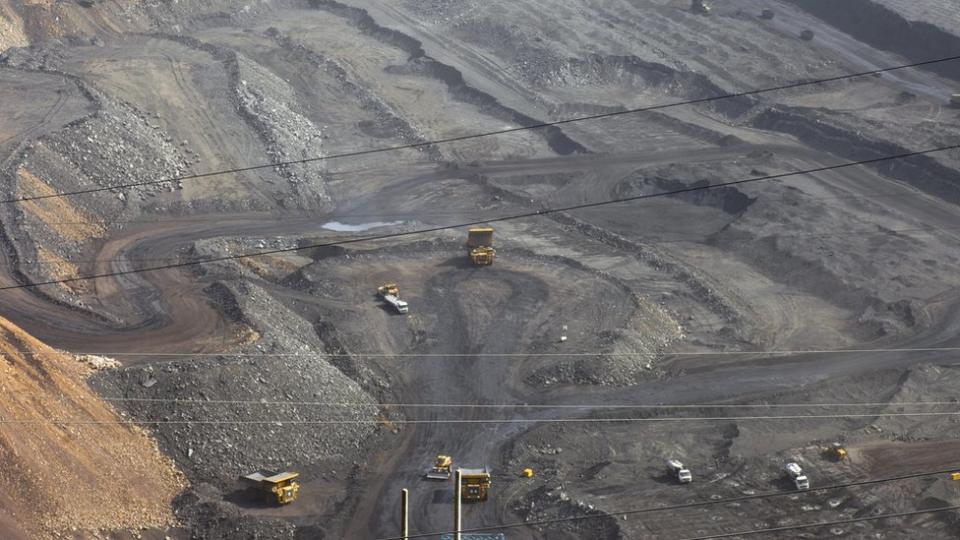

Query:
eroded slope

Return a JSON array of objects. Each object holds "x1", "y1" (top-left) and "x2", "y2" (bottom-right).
[{"x1": 0, "y1": 316, "x2": 185, "y2": 537}]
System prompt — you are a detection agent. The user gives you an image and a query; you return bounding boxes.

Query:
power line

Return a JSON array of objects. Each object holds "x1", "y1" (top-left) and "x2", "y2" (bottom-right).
[
  {"x1": 0, "y1": 141, "x2": 957, "y2": 294},
  {"x1": 680, "y1": 506, "x2": 960, "y2": 540},
  {"x1": 7, "y1": 221, "x2": 960, "y2": 268},
  {"x1": 6, "y1": 54, "x2": 960, "y2": 206},
  {"x1": 49, "y1": 345, "x2": 960, "y2": 356},
  {"x1": 96, "y1": 396, "x2": 960, "y2": 409},
  {"x1": 6, "y1": 409, "x2": 960, "y2": 426},
  {"x1": 13, "y1": 182, "x2": 955, "y2": 228},
  {"x1": 377, "y1": 467, "x2": 960, "y2": 540}
]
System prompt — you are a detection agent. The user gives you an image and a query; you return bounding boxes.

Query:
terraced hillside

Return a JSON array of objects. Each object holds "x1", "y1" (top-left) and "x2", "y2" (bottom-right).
[{"x1": 1, "y1": 0, "x2": 960, "y2": 538}]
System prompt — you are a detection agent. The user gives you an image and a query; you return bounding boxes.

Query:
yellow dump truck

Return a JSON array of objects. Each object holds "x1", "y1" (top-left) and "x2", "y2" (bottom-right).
[
  {"x1": 459, "y1": 467, "x2": 492, "y2": 502},
  {"x1": 466, "y1": 227, "x2": 495, "y2": 265},
  {"x1": 241, "y1": 470, "x2": 300, "y2": 505}
]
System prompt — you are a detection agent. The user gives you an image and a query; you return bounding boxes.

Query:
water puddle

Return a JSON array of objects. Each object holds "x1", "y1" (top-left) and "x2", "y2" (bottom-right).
[{"x1": 321, "y1": 220, "x2": 403, "y2": 232}]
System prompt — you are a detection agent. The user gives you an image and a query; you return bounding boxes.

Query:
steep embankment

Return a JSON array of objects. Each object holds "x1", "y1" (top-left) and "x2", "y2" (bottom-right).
[
  {"x1": 0, "y1": 316, "x2": 185, "y2": 537},
  {"x1": 0, "y1": 3, "x2": 27, "y2": 52}
]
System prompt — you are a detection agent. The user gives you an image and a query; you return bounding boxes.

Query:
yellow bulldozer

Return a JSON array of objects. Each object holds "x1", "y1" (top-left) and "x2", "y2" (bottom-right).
[
  {"x1": 377, "y1": 283, "x2": 400, "y2": 297},
  {"x1": 823, "y1": 442, "x2": 848, "y2": 461},
  {"x1": 467, "y1": 227, "x2": 495, "y2": 265},
  {"x1": 241, "y1": 470, "x2": 300, "y2": 505},
  {"x1": 425, "y1": 455, "x2": 453, "y2": 480}
]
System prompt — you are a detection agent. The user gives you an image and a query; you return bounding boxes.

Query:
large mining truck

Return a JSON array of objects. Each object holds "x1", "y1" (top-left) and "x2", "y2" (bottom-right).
[
  {"x1": 466, "y1": 227, "x2": 495, "y2": 266},
  {"x1": 459, "y1": 467, "x2": 492, "y2": 501},
  {"x1": 241, "y1": 470, "x2": 300, "y2": 504}
]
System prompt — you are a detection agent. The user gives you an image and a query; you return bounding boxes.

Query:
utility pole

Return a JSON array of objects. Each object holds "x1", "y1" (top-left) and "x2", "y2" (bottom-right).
[
  {"x1": 400, "y1": 488, "x2": 409, "y2": 540},
  {"x1": 454, "y1": 469, "x2": 462, "y2": 540}
]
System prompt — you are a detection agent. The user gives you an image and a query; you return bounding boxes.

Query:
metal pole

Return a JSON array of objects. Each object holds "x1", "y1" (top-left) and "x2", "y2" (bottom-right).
[
  {"x1": 454, "y1": 469, "x2": 462, "y2": 540},
  {"x1": 401, "y1": 488, "x2": 409, "y2": 540}
]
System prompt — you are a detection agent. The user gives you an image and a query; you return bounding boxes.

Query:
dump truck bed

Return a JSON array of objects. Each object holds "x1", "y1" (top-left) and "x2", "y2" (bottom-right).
[
  {"x1": 466, "y1": 227, "x2": 494, "y2": 248},
  {"x1": 242, "y1": 471, "x2": 300, "y2": 485},
  {"x1": 459, "y1": 467, "x2": 491, "y2": 477}
]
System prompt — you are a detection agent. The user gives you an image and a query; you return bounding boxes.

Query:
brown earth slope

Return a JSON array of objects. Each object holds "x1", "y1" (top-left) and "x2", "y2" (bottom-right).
[{"x1": 0, "y1": 316, "x2": 185, "y2": 538}]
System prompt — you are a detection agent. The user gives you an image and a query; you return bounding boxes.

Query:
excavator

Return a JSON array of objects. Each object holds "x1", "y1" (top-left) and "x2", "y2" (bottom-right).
[{"x1": 466, "y1": 227, "x2": 495, "y2": 265}]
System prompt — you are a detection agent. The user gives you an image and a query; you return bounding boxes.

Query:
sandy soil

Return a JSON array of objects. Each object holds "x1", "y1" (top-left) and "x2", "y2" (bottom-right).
[{"x1": 0, "y1": 316, "x2": 185, "y2": 537}]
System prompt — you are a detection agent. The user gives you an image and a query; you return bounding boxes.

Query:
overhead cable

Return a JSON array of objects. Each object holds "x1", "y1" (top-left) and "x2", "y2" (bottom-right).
[{"x1": 5, "y1": 54, "x2": 959, "y2": 206}]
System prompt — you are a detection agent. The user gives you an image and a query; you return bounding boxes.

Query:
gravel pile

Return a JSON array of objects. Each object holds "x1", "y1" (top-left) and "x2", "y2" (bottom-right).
[
  {"x1": 510, "y1": 484, "x2": 621, "y2": 539},
  {"x1": 174, "y1": 491, "x2": 298, "y2": 540},
  {"x1": 153, "y1": 32, "x2": 333, "y2": 210},
  {"x1": 92, "y1": 279, "x2": 379, "y2": 487},
  {"x1": 1, "y1": 75, "x2": 189, "y2": 304},
  {"x1": 235, "y1": 54, "x2": 329, "y2": 207},
  {"x1": 37, "y1": 89, "x2": 188, "y2": 197}
]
